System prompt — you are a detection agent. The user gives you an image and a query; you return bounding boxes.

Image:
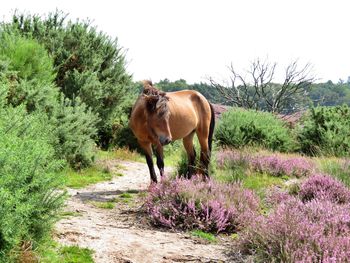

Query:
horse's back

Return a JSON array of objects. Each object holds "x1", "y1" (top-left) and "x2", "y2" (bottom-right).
[{"x1": 167, "y1": 90, "x2": 212, "y2": 140}]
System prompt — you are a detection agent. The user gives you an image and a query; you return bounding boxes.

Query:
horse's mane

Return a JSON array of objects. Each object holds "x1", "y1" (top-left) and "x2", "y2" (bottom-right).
[
  {"x1": 142, "y1": 80, "x2": 164, "y2": 96},
  {"x1": 142, "y1": 80, "x2": 169, "y2": 117}
]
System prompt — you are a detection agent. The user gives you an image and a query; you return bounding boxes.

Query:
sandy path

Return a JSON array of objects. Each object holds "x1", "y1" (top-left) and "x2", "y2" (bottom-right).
[{"x1": 55, "y1": 160, "x2": 229, "y2": 263}]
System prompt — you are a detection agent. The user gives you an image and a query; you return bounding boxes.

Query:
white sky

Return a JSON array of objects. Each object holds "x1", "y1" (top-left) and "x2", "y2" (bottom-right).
[{"x1": 1, "y1": 0, "x2": 349, "y2": 84}]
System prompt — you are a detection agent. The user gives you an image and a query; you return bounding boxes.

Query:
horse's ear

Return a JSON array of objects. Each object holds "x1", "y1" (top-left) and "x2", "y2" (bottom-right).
[{"x1": 142, "y1": 80, "x2": 153, "y2": 89}]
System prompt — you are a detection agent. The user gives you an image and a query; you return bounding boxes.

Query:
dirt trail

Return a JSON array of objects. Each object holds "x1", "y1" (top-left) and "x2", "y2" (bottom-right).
[{"x1": 55, "y1": 160, "x2": 229, "y2": 263}]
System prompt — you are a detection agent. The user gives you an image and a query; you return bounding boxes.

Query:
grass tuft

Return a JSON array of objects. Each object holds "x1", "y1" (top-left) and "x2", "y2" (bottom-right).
[
  {"x1": 59, "y1": 246, "x2": 94, "y2": 263},
  {"x1": 60, "y1": 211, "x2": 82, "y2": 218},
  {"x1": 90, "y1": 201, "x2": 115, "y2": 209},
  {"x1": 35, "y1": 239, "x2": 94, "y2": 263},
  {"x1": 61, "y1": 166, "x2": 112, "y2": 189},
  {"x1": 190, "y1": 230, "x2": 217, "y2": 243}
]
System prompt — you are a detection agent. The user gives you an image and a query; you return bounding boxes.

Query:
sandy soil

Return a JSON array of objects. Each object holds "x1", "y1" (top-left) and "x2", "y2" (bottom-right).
[{"x1": 55, "y1": 160, "x2": 231, "y2": 263}]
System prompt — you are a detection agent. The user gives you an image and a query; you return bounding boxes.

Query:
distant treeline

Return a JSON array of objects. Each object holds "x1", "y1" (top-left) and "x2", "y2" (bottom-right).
[{"x1": 156, "y1": 78, "x2": 350, "y2": 112}]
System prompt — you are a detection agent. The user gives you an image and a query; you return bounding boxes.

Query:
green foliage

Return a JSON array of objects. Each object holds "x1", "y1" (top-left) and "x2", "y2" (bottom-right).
[
  {"x1": 109, "y1": 93, "x2": 139, "y2": 150},
  {"x1": 59, "y1": 246, "x2": 94, "y2": 263},
  {"x1": 174, "y1": 150, "x2": 187, "y2": 177},
  {"x1": 6, "y1": 11, "x2": 132, "y2": 146},
  {"x1": 90, "y1": 201, "x2": 115, "y2": 209},
  {"x1": 0, "y1": 32, "x2": 58, "y2": 113},
  {"x1": 174, "y1": 139, "x2": 217, "y2": 177},
  {"x1": 51, "y1": 96, "x2": 98, "y2": 169},
  {"x1": 215, "y1": 108, "x2": 297, "y2": 152},
  {"x1": 318, "y1": 158, "x2": 350, "y2": 188},
  {"x1": 297, "y1": 105, "x2": 350, "y2": 156},
  {"x1": 163, "y1": 140, "x2": 184, "y2": 167},
  {"x1": 190, "y1": 230, "x2": 217, "y2": 243},
  {"x1": 0, "y1": 32, "x2": 99, "y2": 169},
  {"x1": 214, "y1": 164, "x2": 247, "y2": 184},
  {"x1": 309, "y1": 81, "x2": 350, "y2": 107},
  {"x1": 112, "y1": 147, "x2": 144, "y2": 162},
  {"x1": 0, "y1": 32, "x2": 55, "y2": 83},
  {"x1": 35, "y1": 239, "x2": 94, "y2": 263},
  {"x1": 0, "y1": 106, "x2": 65, "y2": 262},
  {"x1": 157, "y1": 78, "x2": 224, "y2": 104},
  {"x1": 60, "y1": 165, "x2": 112, "y2": 189},
  {"x1": 242, "y1": 173, "x2": 285, "y2": 199}
]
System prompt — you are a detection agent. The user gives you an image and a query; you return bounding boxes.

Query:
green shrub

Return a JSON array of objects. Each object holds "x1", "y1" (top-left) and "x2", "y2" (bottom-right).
[
  {"x1": 6, "y1": 11, "x2": 132, "y2": 147},
  {"x1": 108, "y1": 95, "x2": 139, "y2": 150},
  {"x1": 215, "y1": 108, "x2": 296, "y2": 152},
  {"x1": 0, "y1": 32, "x2": 55, "y2": 83},
  {"x1": 50, "y1": 96, "x2": 98, "y2": 169},
  {"x1": 297, "y1": 105, "x2": 350, "y2": 156},
  {"x1": 0, "y1": 106, "x2": 65, "y2": 262},
  {"x1": 0, "y1": 33, "x2": 98, "y2": 169},
  {"x1": 0, "y1": 32, "x2": 58, "y2": 113}
]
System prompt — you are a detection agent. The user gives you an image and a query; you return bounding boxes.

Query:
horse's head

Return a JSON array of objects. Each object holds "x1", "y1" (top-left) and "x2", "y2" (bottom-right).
[{"x1": 142, "y1": 82, "x2": 172, "y2": 146}]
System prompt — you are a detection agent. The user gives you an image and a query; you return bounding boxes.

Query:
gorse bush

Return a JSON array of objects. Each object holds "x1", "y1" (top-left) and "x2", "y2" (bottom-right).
[
  {"x1": 5, "y1": 11, "x2": 132, "y2": 147},
  {"x1": 0, "y1": 32, "x2": 55, "y2": 83},
  {"x1": 0, "y1": 32, "x2": 98, "y2": 169},
  {"x1": 0, "y1": 32, "x2": 58, "y2": 113},
  {"x1": 107, "y1": 94, "x2": 139, "y2": 149},
  {"x1": 0, "y1": 106, "x2": 65, "y2": 262},
  {"x1": 51, "y1": 96, "x2": 98, "y2": 169},
  {"x1": 215, "y1": 109, "x2": 297, "y2": 152},
  {"x1": 297, "y1": 105, "x2": 350, "y2": 157},
  {"x1": 145, "y1": 176, "x2": 259, "y2": 233}
]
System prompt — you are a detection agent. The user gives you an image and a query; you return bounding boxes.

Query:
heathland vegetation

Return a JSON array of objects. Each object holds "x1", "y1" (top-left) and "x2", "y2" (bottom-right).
[{"x1": 1, "y1": 10, "x2": 350, "y2": 262}]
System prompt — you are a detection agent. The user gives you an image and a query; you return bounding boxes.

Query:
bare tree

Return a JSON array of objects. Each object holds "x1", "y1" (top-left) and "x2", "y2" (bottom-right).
[{"x1": 209, "y1": 59, "x2": 315, "y2": 114}]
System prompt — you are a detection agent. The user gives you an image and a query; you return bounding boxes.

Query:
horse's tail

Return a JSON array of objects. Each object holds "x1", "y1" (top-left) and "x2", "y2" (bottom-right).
[{"x1": 208, "y1": 103, "x2": 215, "y2": 153}]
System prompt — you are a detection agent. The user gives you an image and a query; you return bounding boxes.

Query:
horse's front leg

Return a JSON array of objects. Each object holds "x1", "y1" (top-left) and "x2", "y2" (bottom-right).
[
  {"x1": 154, "y1": 144, "x2": 165, "y2": 177},
  {"x1": 139, "y1": 141, "x2": 157, "y2": 183}
]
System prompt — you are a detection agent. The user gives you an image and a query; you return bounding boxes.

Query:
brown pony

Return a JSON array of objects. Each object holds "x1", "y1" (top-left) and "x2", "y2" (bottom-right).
[{"x1": 129, "y1": 80, "x2": 215, "y2": 183}]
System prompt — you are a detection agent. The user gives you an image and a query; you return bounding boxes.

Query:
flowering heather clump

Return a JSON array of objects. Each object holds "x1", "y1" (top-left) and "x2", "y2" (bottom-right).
[
  {"x1": 299, "y1": 174, "x2": 350, "y2": 204},
  {"x1": 251, "y1": 155, "x2": 314, "y2": 178},
  {"x1": 264, "y1": 187, "x2": 294, "y2": 207},
  {"x1": 216, "y1": 149, "x2": 248, "y2": 169},
  {"x1": 240, "y1": 197, "x2": 350, "y2": 262},
  {"x1": 216, "y1": 149, "x2": 315, "y2": 178},
  {"x1": 145, "y1": 176, "x2": 259, "y2": 233}
]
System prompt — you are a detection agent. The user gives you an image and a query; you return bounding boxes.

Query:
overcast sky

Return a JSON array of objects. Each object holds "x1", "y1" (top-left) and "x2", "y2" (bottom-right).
[{"x1": 1, "y1": 0, "x2": 349, "y2": 84}]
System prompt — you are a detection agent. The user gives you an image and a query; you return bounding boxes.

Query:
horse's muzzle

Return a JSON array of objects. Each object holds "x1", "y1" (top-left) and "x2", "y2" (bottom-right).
[{"x1": 159, "y1": 136, "x2": 172, "y2": 146}]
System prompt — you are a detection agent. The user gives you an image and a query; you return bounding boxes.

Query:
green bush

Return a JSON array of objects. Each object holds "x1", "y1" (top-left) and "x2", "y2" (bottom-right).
[
  {"x1": 6, "y1": 11, "x2": 132, "y2": 147},
  {"x1": 0, "y1": 32, "x2": 55, "y2": 83},
  {"x1": 0, "y1": 105, "x2": 65, "y2": 262},
  {"x1": 297, "y1": 105, "x2": 350, "y2": 156},
  {"x1": 50, "y1": 96, "x2": 99, "y2": 169},
  {"x1": 0, "y1": 32, "x2": 58, "y2": 113},
  {"x1": 0, "y1": 32, "x2": 99, "y2": 169},
  {"x1": 215, "y1": 108, "x2": 296, "y2": 152},
  {"x1": 107, "y1": 94, "x2": 139, "y2": 149}
]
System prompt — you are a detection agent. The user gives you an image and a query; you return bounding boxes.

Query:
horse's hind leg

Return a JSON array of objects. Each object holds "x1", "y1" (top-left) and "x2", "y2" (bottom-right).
[
  {"x1": 197, "y1": 130, "x2": 211, "y2": 178},
  {"x1": 139, "y1": 141, "x2": 157, "y2": 183},
  {"x1": 183, "y1": 131, "x2": 196, "y2": 179},
  {"x1": 154, "y1": 144, "x2": 165, "y2": 177}
]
